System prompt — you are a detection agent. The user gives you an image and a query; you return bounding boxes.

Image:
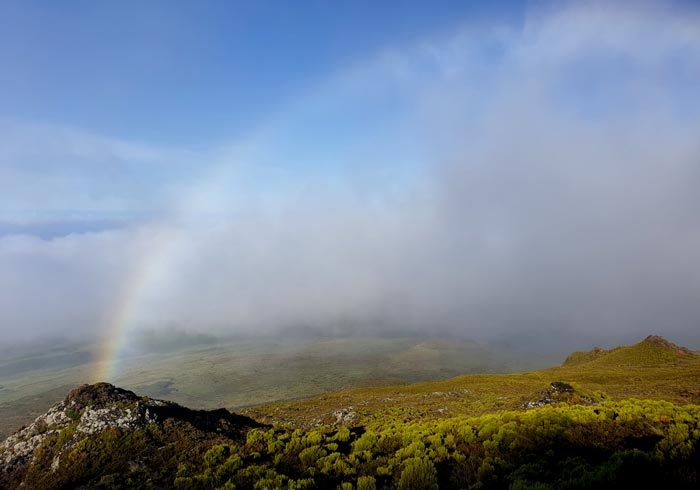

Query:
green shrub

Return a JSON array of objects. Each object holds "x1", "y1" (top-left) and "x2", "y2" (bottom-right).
[
  {"x1": 357, "y1": 475, "x2": 377, "y2": 490},
  {"x1": 396, "y1": 457, "x2": 439, "y2": 490}
]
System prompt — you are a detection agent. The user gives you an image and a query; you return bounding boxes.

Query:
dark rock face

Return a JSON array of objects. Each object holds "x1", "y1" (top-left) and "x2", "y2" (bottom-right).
[
  {"x1": 0, "y1": 383, "x2": 264, "y2": 489},
  {"x1": 549, "y1": 381, "x2": 575, "y2": 394},
  {"x1": 522, "y1": 381, "x2": 581, "y2": 409}
]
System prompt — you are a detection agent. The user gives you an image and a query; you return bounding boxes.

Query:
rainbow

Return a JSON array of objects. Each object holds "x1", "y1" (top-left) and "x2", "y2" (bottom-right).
[
  {"x1": 91, "y1": 159, "x2": 242, "y2": 382},
  {"x1": 90, "y1": 98, "x2": 307, "y2": 382},
  {"x1": 93, "y1": 226, "x2": 181, "y2": 382}
]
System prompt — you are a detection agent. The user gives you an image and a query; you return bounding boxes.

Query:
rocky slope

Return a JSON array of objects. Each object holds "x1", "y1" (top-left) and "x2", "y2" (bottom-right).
[{"x1": 0, "y1": 383, "x2": 263, "y2": 489}]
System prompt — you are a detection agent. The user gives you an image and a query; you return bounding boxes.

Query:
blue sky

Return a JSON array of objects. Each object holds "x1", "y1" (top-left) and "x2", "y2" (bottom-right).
[
  {"x1": 2, "y1": 1, "x2": 700, "y2": 349},
  {"x1": 2, "y1": 0, "x2": 696, "y2": 229},
  {"x1": 0, "y1": 0, "x2": 531, "y2": 231},
  {"x1": 0, "y1": 1, "x2": 526, "y2": 145}
]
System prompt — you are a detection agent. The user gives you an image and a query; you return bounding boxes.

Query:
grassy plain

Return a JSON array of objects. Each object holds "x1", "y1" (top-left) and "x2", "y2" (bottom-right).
[{"x1": 0, "y1": 336, "x2": 530, "y2": 438}]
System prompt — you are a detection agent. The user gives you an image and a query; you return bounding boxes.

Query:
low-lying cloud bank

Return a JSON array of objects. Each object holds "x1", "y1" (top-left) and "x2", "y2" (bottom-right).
[{"x1": 2, "y1": 1, "x2": 700, "y2": 352}]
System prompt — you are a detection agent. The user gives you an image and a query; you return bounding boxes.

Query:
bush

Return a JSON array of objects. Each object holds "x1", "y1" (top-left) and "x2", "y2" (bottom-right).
[
  {"x1": 396, "y1": 457, "x2": 439, "y2": 490},
  {"x1": 357, "y1": 476, "x2": 377, "y2": 490}
]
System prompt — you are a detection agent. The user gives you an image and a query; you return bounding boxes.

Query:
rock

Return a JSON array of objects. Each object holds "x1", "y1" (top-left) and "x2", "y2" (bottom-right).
[
  {"x1": 0, "y1": 382, "x2": 263, "y2": 483},
  {"x1": 521, "y1": 382, "x2": 578, "y2": 409},
  {"x1": 549, "y1": 382, "x2": 574, "y2": 394},
  {"x1": 332, "y1": 408, "x2": 358, "y2": 424}
]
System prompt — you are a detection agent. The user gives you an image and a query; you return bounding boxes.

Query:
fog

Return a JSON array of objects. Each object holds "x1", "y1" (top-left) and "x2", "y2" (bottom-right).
[{"x1": 2, "y1": 1, "x2": 700, "y2": 353}]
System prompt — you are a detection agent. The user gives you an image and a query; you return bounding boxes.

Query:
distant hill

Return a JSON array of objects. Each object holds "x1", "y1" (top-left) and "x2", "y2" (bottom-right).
[
  {"x1": 563, "y1": 335, "x2": 697, "y2": 368},
  {"x1": 243, "y1": 335, "x2": 700, "y2": 428},
  {"x1": 561, "y1": 346, "x2": 608, "y2": 366}
]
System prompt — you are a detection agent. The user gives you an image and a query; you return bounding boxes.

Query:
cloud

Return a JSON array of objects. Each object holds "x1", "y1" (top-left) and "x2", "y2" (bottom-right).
[
  {"x1": 0, "y1": 120, "x2": 197, "y2": 222},
  {"x1": 0, "y1": 230, "x2": 135, "y2": 341},
  {"x1": 2, "y1": 1, "x2": 700, "y2": 351}
]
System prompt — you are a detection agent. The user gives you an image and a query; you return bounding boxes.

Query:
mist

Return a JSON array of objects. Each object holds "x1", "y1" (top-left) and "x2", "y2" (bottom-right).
[{"x1": 2, "y1": 1, "x2": 700, "y2": 353}]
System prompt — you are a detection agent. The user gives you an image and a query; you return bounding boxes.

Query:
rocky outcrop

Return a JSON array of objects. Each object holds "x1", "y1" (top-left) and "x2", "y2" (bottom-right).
[
  {"x1": 522, "y1": 381, "x2": 585, "y2": 409},
  {"x1": 0, "y1": 384, "x2": 160, "y2": 475},
  {"x1": 642, "y1": 335, "x2": 694, "y2": 357},
  {"x1": 0, "y1": 383, "x2": 263, "y2": 487}
]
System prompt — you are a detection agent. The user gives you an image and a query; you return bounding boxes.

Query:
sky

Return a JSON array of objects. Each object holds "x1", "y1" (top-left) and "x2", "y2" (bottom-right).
[{"x1": 1, "y1": 0, "x2": 700, "y2": 352}]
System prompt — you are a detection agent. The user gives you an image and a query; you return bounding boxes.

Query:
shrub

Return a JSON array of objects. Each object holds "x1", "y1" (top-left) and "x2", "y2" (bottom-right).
[
  {"x1": 396, "y1": 457, "x2": 439, "y2": 490},
  {"x1": 357, "y1": 475, "x2": 377, "y2": 490}
]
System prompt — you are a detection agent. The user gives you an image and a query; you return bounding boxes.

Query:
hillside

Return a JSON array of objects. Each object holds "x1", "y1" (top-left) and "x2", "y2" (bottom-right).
[
  {"x1": 242, "y1": 335, "x2": 700, "y2": 428},
  {"x1": 563, "y1": 335, "x2": 696, "y2": 368},
  {"x1": 2, "y1": 336, "x2": 700, "y2": 489}
]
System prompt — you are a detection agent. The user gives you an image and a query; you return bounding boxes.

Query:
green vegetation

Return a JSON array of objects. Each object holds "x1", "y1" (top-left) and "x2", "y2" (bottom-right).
[
  {"x1": 562, "y1": 347, "x2": 607, "y2": 367},
  {"x1": 243, "y1": 336, "x2": 700, "y2": 427},
  {"x1": 177, "y1": 398, "x2": 700, "y2": 489},
  {"x1": 2, "y1": 336, "x2": 700, "y2": 488},
  {"x1": 564, "y1": 336, "x2": 696, "y2": 369},
  {"x1": 13, "y1": 398, "x2": 696, "y2": 489}
]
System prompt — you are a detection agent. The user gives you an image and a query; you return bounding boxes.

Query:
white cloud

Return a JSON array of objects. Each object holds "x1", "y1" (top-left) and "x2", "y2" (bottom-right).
[{"x1": 2, "y1": 1, "x2": 700, "y2": 350}]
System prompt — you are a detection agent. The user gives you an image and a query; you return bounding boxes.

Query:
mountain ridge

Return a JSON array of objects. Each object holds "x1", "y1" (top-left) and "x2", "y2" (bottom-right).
[{"x1": 562, "y1": 334, "x2": 697, "y2": 368}]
